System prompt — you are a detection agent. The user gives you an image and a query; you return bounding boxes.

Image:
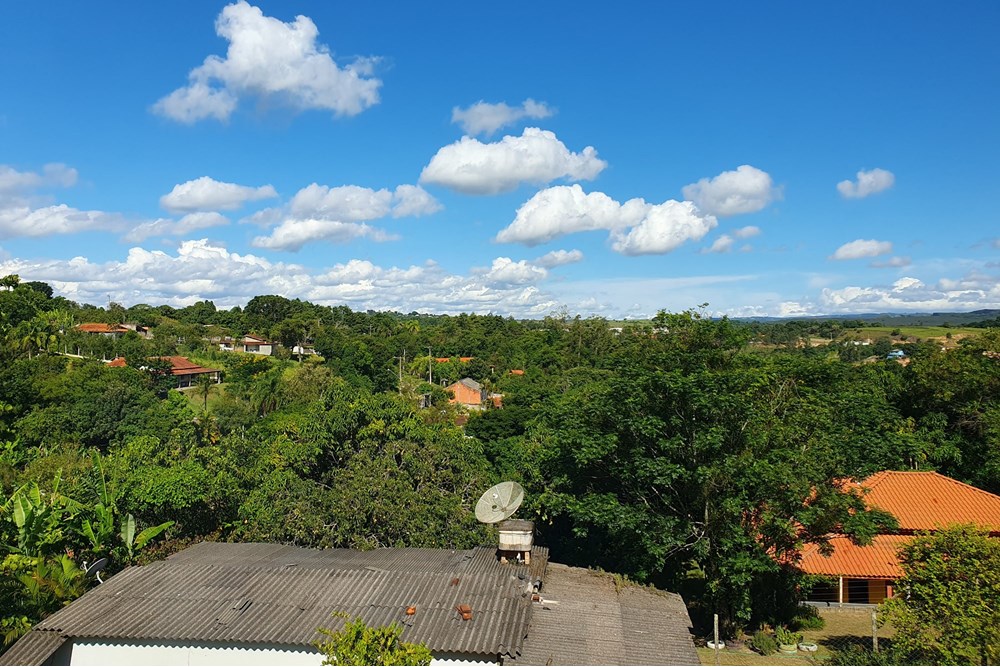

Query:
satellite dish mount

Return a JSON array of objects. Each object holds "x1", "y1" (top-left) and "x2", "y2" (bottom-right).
[{"x1": 475, "y1": 482, "x2": 534, "y2": 565}]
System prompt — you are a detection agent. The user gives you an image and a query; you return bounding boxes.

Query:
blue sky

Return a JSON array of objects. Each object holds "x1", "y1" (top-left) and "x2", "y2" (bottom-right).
[{"x1": 1, "y1": 1, "x2": 998, "y2": 318}]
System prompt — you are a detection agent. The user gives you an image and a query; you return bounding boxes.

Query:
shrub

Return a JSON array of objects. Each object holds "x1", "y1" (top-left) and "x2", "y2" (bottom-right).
[
  {"x1": 750, "y1": 630, "x2": 777, "y2": 656},
  {"x1": 774, "y1": 625, "x2": 802, "y2": 646},
  {"x1": 791, "y1": 605, "x2": 825, "y2": 631}
]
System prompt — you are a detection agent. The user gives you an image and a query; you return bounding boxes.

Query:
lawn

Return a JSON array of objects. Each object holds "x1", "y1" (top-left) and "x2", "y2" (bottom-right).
[
  {"x1": 698, "y1": 608, "x2": 892, "y2": 666},
  {"x1": 848, "y1": 325, "x2": 980, "y2": 341}
]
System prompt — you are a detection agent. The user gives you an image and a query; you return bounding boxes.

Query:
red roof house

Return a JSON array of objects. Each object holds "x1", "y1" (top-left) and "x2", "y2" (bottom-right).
[{"x1": 799, "y1": 471, "x2": 1000, "y2": 604}]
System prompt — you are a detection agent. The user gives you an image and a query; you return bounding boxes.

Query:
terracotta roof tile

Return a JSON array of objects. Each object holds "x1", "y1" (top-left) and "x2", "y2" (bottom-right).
[
  {"x1": 798, "y1": 535, "x2": 909, "y2": 579},
  {"x1": 77, "y1": 323, "x2": 128, "y2": 334},
  {"x1": 855, "y1": 471, "x2": 1000, "y2": 532}
]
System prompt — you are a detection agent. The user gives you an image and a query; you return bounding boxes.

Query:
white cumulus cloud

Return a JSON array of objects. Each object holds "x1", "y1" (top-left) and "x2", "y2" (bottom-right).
[
  {"x1": 420, "y1": 128, "x2": 606, "y2": 195},
  {"x1": 831, "y1": 239, "x2": 893, "y2": 260},
  {"x1": 124, "y1": 212, "x2": 230, "y2": 243},
  {"x1": 534, "y1": 249, "x2": 583, "y2": 268},
  {"x1": 0, "y1": 240, "x2": 565, "y2": 316},
  {"x1": 479, "y1": 257, "x2": 548, "y2": 286},
  {"x1": 871, "y1": 256, "x2": 912, "y2": 268},
  {"x1": 161, "y1": 176, "x2": 277, "y2": 212},
  {"x1": 451, "y1": 99, "x2": 554, "y2": 136},
  {"x1": 837, "y1": 168, "x2": 895, "y2": 199},
  {"x1": 611, "y1": 201, "x2": 718, "y2": 256},
  {"x1": 0, "y1": 205, "x2": 125, "y2": 239},
  {"x1": 152, "y1": 1, "x2": 382, "y2": 123},
  {"x1": 496, "y1": 184, "x2": 716, "y2": 255},
  {"x1": 681, "y1": 165, "x2": 778, "y2": 217},
  {"x1": 251, "y1": 219, "x2": 396, "y2": 251}
]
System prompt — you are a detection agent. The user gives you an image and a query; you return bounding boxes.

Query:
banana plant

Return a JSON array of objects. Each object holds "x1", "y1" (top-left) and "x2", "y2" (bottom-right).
[
  {"x1": 1, "y1": 472, "x2": 82, "y2": 557},
  {"x1": 81, "y1": 453, "x2": 173, "y2": 565}
]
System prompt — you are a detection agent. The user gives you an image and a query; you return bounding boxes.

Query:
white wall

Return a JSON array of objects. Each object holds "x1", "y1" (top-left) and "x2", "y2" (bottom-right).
[{"x1": 65, "y1": 640, "x2": 496, "y2": 667}]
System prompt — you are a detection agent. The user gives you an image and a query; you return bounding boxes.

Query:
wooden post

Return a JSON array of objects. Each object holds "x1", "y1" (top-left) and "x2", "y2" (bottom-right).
[
  {"x1": 838, "y1": 576, "x2": 844, "y2": 606},
  {"x1": 872, "y1": 608, "x2": 878, "y2": 653},
  {"x1": 713, "y1": 613, "x2": 720, "y2": 666}
]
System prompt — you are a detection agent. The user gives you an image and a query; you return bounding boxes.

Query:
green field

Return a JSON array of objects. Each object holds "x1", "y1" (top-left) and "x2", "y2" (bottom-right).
[{"x1": 847, "y1": 325, "x2": 981, "y2": 340}]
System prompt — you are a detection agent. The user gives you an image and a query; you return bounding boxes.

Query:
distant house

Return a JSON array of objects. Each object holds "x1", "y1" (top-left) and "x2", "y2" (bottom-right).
[
  {"x1": 509, "y1": 369, "x2": 525, "y2": 376},
  {"x1": 239, "y1": 335, "x2": 273, "y2": 356},
  {"x1": 446, "y1": 378, "x2": 503, "y2": 411},
  {"x1": 291, "y1": 344, "x2": 317, "y2": 357},
  {"x1": 104, "y1": 356, "x2": 221, "y2": 389},
  {"x1": 76, "y1": 323, "x2": 129, "y2": 338},
  {"x1": 218, "y1": 335, "x2": 273, "y2": 356},
  {"x1": 798, "y1": 471, "x2": 1000, "y2": 605},
  {"x1": 885, "y1": 349, "x2": 906, "y2": 360},
  {"x1": 2, "y1": 541, "x2": 698, "y2": 666},
  {"x1": 158, "y1": 356, "x2": 221, "y2": 388}
]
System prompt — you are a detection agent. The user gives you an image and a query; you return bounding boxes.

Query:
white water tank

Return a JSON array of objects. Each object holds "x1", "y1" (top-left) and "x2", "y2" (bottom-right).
[{"x1": 498, "y1": 519, "x2": 534, "y2": 552}]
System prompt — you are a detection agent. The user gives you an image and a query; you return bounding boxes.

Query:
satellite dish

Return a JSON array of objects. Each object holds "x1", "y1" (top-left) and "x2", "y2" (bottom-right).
[
  {"x1": 475, "y1": 482, "x2": 524, "y2": 523},
  {"x1": 84, "y1": 558, "x2": 108, "y2": 583}
]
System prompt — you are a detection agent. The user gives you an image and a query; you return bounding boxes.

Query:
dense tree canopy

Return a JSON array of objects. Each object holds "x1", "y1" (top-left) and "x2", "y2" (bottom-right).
[{"x1": 2, "y1": 282, "x2": 999, "y2": 654}]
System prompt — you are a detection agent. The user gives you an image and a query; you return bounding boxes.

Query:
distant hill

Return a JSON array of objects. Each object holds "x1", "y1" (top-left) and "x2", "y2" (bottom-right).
[{"x1": 734, "y1": 310, "x2": 1000, "y2": 326}]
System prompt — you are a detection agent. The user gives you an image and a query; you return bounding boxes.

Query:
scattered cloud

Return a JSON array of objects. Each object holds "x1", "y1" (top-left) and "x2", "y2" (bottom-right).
[
  {"x1": 534, "y1": 249, "x2": 583, "y2": 268},
  {"x1": 124, "y1": 212, "x2": 230, "y2": 243},
  {"x1": 703, "y1": 235, "x2": 734, "y2": 254},
  {"x1": 251, "y1": 219, "x2": 396, "y2": 251},
  {"x1": 152, "y1": 1, "x2": 381, "y2": 123},
  {"x1": 0, "y1": 205, "x2": 125, "y2": 239},
  {"x1": 160, "y1": 176, "x2": 277, "y2": 212},
  {"x1": 249, "y1": 182, "x2": 441, "y2": 251},
  {"x1": 419, "y1": 128, "x2": 606, "y2": 195},
  {"x1": 496, "y1": 184, "x2": 716, "y2": 255},
  {"x1": 821, "y1": 272, "x2": 1000, "y2": 312},
  {"x1": 0, "y1": 163, "x2": 77, "y2": 194},
  {"x1": 451, "y1": 99, "x2": 554, "y2": 136},
  {"x1": 733, "y1": 225, "x2": 761, "y2": 239},
  {"x1": 831, "y1": 238, "x2": 893, "y2": 260},
  {"x1": 611, "y1": 201, "x2": 717, "y2": 256},
  {"x1": 288, "y1": 183, "x2": 440, "y2": 221},
  {"x1": 837, "y1": 168, "x2": 895, "y2": 199},
  {"x1": 391, "y1": 185, "x2": 443, "y2": 218},
  {"x1": 871, "y1": 256, "x2": 912, "y2": 268},
  {"x1": 681, "y1": 165, "x2": 779, "y2": 217},
  {"x1": 478, "y1": 257, "x2": 548, "y2": 286},
  {"x1": 0, "y1": 240, "x2": 562, "y2": 316}
]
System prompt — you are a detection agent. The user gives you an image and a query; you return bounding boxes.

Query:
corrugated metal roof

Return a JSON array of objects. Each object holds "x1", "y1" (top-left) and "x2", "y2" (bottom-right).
[
  {"x1": 4, "y1": 543, "x2": 548, "y2": 665},
  {"x1": 509, "y1": 564, "x2": 697, "y2": 666},
  {"x1": 2, "y1": 543, "x2": 699, "y2": 666},
  {"x1": 0, "y1": 629, "x2": 66, "y2": 666},
  {"x1": 798, "y1": 535, "x2": 910, "y2": 579},
  {"x1": 855, "y1": 471, "x2": 1000, "y2": 532}
]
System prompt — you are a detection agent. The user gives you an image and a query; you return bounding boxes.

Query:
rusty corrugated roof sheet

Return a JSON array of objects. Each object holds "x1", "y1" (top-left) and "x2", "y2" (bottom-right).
[
  {"x1": 856, "y1": 471, "x2": 1000, "y2": 532},
  {"x1": 509, "y1": 564, "x2": 697, "y2": 665},
  {"x1": 797, "y1": 535, "x2": 910, "y2": 579},
  {"x1": 2, "y1": 543, "x2": 549, "y2": 665}
]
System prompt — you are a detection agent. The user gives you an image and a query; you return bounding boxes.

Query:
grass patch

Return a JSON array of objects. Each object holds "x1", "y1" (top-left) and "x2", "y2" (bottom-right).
[{"x1": 847, "y1": 325, "x2": 980, "y2": 340}]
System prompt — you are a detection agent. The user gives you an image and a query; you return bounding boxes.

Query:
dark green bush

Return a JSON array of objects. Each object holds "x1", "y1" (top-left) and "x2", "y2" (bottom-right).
[{"x1": 791, "y1": 604, "x2": 825, "y2": 630}]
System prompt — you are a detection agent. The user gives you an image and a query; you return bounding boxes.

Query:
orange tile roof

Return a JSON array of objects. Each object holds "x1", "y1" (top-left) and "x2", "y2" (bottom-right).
[
  {"x1": 459, "y1": 357, "x2": 474, "y2": 363},
  {"x1": 509, "y1": 369, "x2": 525, "y2": 375},
  {"x1": 154, "y1": 356, "x2": 220, "y2": 376},
  {"x1": 799, "y1": 535, "x2": 909, "y2": 579},
  {"x1": 107, "y1": 357, "x2": 127, "y2": 367},
  {"x1": 855, "y1": 471, "x2": 1000, "y2": 532},
  {"x1": 78, "y1": 323, "x2": 128, "y2": 334},
  {"x1": 434, "y1": 357, "x2": 451, "y2": 363}
]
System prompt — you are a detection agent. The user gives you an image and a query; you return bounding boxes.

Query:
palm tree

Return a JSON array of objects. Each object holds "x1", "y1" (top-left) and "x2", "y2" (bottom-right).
[{"x1": 194, "y1": 373, "x2": 216, "y2": 412}]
